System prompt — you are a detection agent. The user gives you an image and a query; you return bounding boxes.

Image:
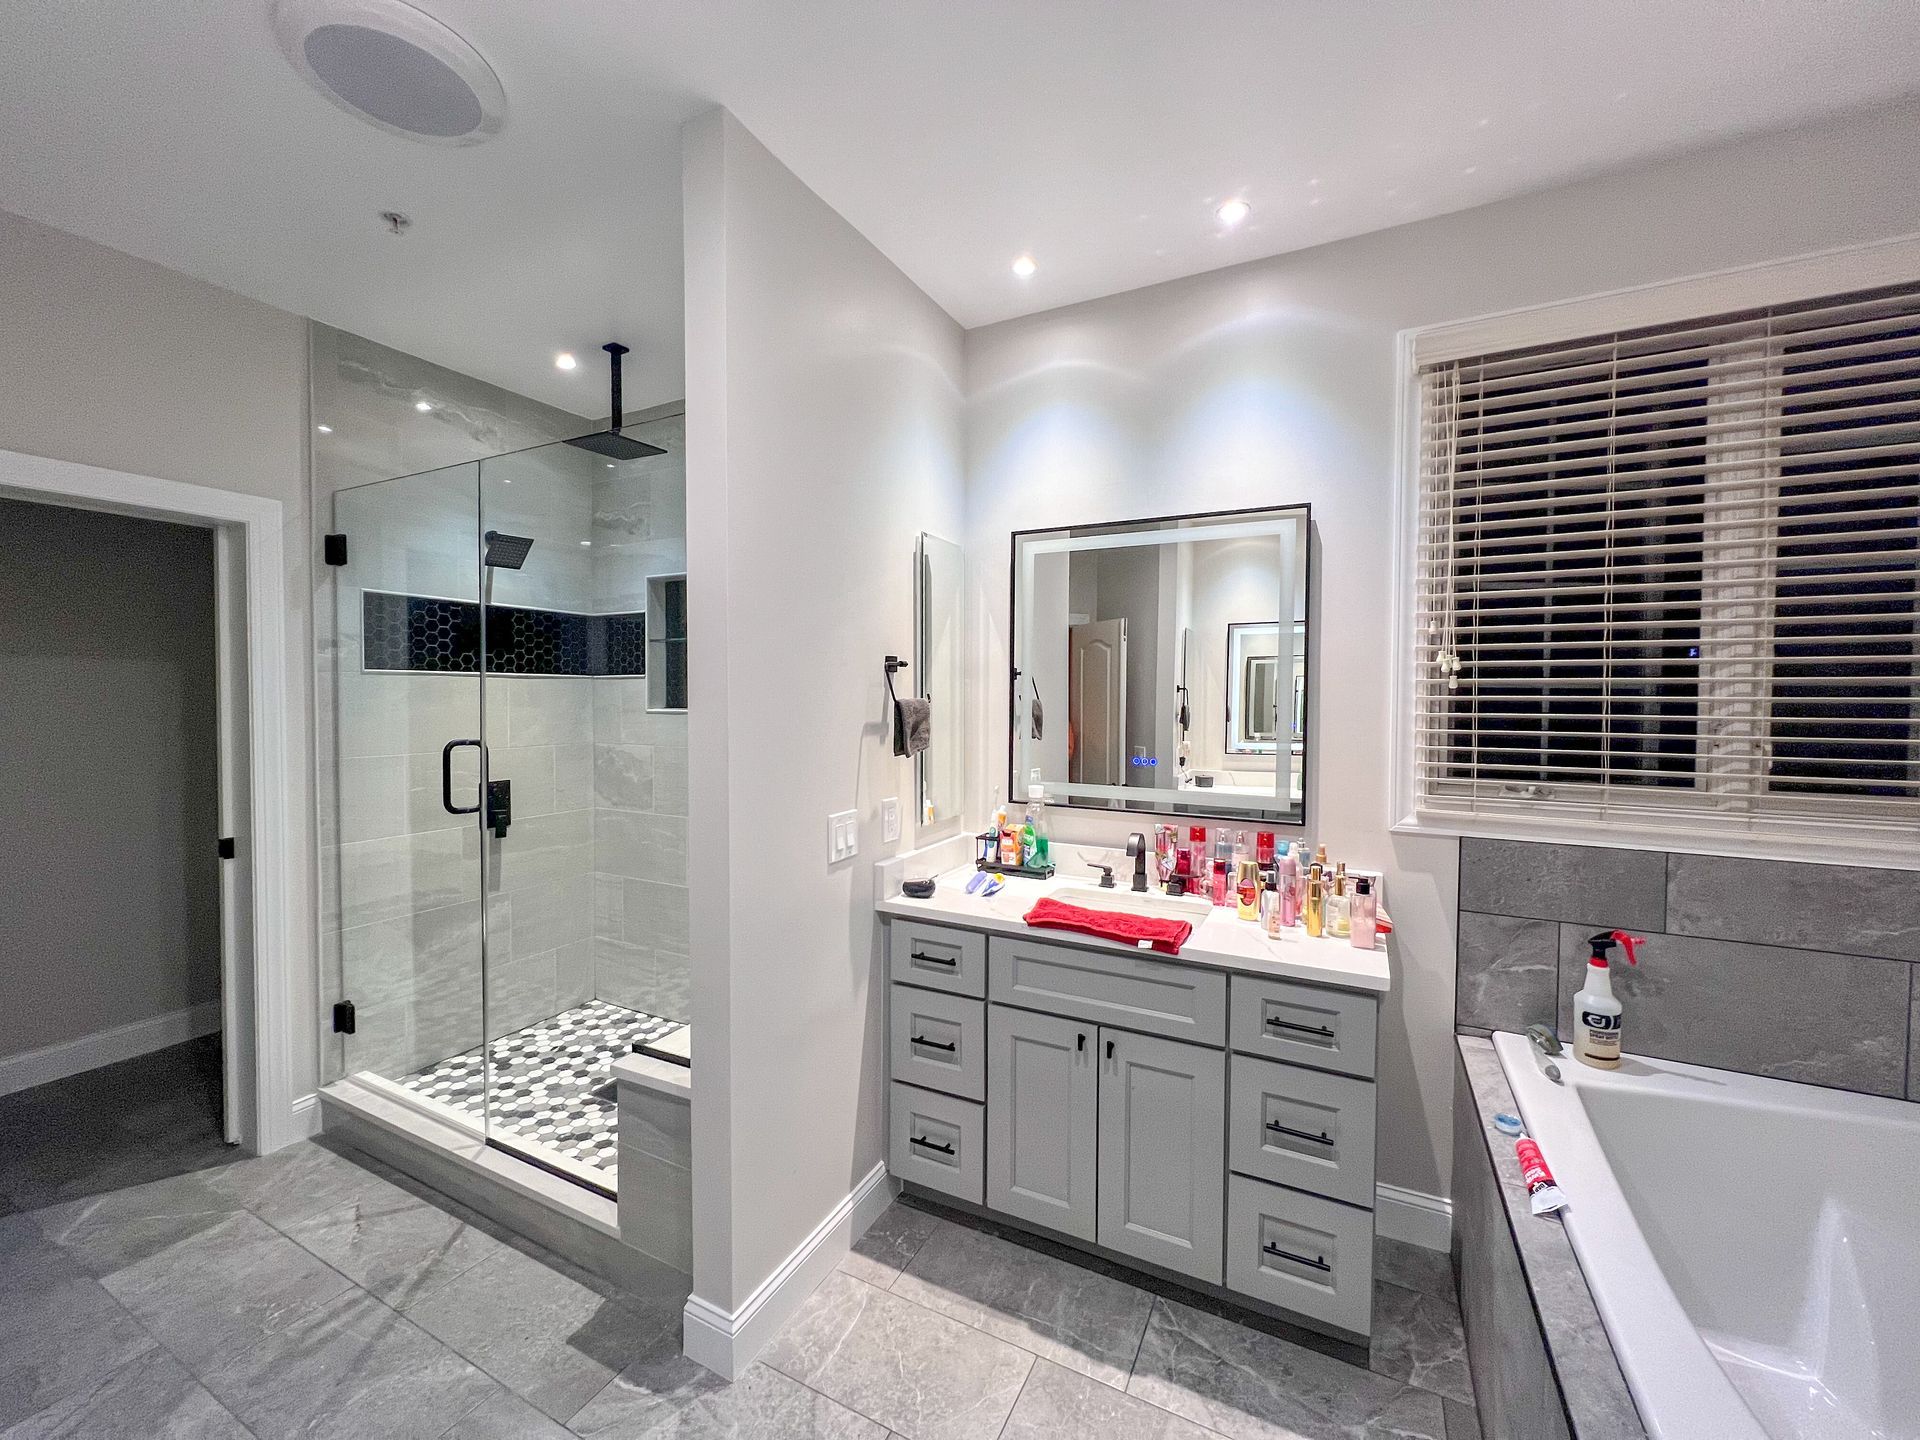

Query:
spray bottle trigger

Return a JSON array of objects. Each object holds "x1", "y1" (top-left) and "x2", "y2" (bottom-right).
[{"x1": 1611, "y1": 931, "x2": 1645, "y2": 966}]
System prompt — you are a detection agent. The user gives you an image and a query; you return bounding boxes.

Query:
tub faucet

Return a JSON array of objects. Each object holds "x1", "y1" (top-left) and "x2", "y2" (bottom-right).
[
  {"x1": 1526, "y1": 1024, "x2": 1564, "y2": 1084},
  {"x1": 1124, "y1": 833, "x2": 1150, "y2": 892}
]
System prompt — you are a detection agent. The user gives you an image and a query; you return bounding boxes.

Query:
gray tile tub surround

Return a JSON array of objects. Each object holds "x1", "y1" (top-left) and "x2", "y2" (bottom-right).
[
  {"x1": 1454, "y1": 1038, "x2": 1645, "y2": 1440},
  {"x1": 1667, "y1": 852, "x2": 1920, "y2": 962},
  {"x1": 1551, "y1": 924, "x2": 1914, "y2": 1097},
  {"x1": 1458, "y1": 838, "x2": 1667, "y2": 933}
]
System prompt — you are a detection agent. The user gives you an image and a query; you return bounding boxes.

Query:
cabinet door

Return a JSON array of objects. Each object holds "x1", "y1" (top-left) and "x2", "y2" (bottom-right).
[
  {"x1": 987, "y1": 1005, "x2": 1097, "y2": 1241},
  {"x1": 1097, "y1": 1028, "x2": 1225, "y2": 1284}
]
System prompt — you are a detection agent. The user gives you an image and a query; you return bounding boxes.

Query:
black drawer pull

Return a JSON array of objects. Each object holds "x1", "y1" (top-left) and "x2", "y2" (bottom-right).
[
  {"x1": 1265, "y1": 1016, "x2": 1336, "y2": 1039},
  {"x1": 1264, "y1": 1242, "x2": 1330, "y2": 1273},
  {"x1": 910, "y1": 951, "x2": 958, "y2": 968},
  {"x1": 910, "y1": 1035, "x2": 956, "y2": 1053},
  {"x1": 909, "y1": 1135, "x2": 955, "y2": 1156},
  {"x1": 1266, "y1": 1121, "x2": 1334, "y2": 1146}
]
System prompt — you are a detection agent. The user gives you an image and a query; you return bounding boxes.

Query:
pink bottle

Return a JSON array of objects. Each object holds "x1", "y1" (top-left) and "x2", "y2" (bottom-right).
[{"x1": 1350, "y1": 876, "x2": 1378, "y2": 950}]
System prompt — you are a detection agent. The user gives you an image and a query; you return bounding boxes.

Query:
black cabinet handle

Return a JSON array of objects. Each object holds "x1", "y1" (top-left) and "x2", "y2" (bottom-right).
[
  {"x1": 910, "y1": 1135, "x2": 955, "y2": 1156},
  {"x1": 1076, "y1": 1033, "x2": 1085, "y2": 1052},
  {"x1": 441, "y1": 739, "x2": 482, "y2": 816},
  {"x1": 1266, "y1": 1121, "x2": 1334, "y2": 1146},
  {"x1": 1265, "y1": 1016, "x2": 1336, "y2": 1039},
  {"x1": 910, "y1": 1035, "x2": 956, "y2": 1053},
  {"x1": 1264, "y1": 1243, "x2": 1330, "y2": 1272},
  {"x1": 910, "y1": 951, "x2": 958, "y2": 968},
  {"x1": 1105, "y1": 1039, "x2": 1115, "y2": 1060}
]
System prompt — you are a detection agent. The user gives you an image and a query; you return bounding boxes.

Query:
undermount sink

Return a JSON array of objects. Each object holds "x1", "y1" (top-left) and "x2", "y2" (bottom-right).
[{"x1": 1046, "y1": 883, "x2": 1214, "y2": 924}]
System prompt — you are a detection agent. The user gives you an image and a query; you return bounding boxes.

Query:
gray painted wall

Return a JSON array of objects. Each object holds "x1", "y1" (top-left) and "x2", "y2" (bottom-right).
[
  {"x1": 0, "y1": 206, "x2": 314, "y2": 1094},
  {"x1": 0, "y1": 499, "x2": 219, "y2": 1059}
]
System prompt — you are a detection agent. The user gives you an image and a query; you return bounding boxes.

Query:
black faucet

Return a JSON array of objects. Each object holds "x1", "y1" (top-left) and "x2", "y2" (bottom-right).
[{"x1": 1125, "y1": 833, "x2": 1150, "y2": 893}]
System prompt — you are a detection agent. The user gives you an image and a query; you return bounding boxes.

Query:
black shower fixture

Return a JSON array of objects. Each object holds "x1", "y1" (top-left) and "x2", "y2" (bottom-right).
[
  {"x1": 483, "y1": 530, "x2": 535, "y2": 569},
  {"x1": 564, "y1": 342, "x2": 667, "y2": 462}
]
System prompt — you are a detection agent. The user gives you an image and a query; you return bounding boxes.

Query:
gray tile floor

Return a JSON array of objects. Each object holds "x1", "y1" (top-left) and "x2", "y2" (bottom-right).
[{"x1": 1, "y1": 1041, "x2": 1481, "y2": 1440}]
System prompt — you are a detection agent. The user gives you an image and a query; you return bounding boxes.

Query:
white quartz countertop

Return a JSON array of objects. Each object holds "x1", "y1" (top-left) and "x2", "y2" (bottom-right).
[{"x1": 877, "y1": 865, "x2": 1391, "y2": 994}]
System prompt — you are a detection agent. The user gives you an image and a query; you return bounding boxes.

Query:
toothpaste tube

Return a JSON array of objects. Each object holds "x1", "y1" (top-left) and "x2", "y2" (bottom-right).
[{"x1": 1515, "y1": 1137, "x2": 1567, "y2": 1215}]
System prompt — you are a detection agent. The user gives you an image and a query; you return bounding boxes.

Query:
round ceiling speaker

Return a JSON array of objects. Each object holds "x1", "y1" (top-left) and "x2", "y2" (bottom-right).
[{"x1": 272, "y1": 0, "x2": 506, "y2": 145}]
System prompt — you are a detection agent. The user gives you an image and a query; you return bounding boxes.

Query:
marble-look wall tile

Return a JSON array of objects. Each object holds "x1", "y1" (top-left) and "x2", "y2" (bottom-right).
[
  {"x1": 1668, "y1": 854, "x2": 1920, "y2": 963},
  {"x1": 404, "y1": 751, "x2": 482, "y2": 834},
  {"x1": 651, "y1": 950, "x2": 690, "y2": 1023},
  {"x1": 337, "y1": 755, "x2": 407, "y2": 844},
  {"x1": 553, "y1": 744, "x2": 592, "y2": 811},
  {"x1": 508, "y1": 873, "x2": 593, "y2": 957},
  {"x1": 1456, "y1": 914, "x2": 1559, "y2": 1035},
  {"x1": 595, "y1": 812, "x2": 688, "y2": 885},
  {"x1": 593, "y1": 935, "x2": 650, "y2": 1013},
  {"x1": 488, "y1": 746, "x2": 557, "y2": 819},
  {"x1": 616, "y1": 1146, "x2": 693, "y2": 1273},
  {"x1": 486, "y1": 950, "x2": 559, "y2": 1040},
  {"x1": 488, "y1": 810, "x2": 592, "y2": 895},
  {"x1": 339, "y1": 900, "x2": 483, "y2": 1014},
  {"x1": 594, "y1": 744, "x2": 656, "y2": 811},
  {"x1": 1554, "y1": 926, "x2": 1910, "y2": 1097},
  {"x1": 506, "y1": 679, "x2": 592, "y2": 746},
  {"x1": 1459, "y1": 840, "x2": 1665, "y2": 932},
  {"x1": 338, "y1": 828, "x2": 473, "y2": 930},
  {"x1": 623, "y1": 879, "x2": 689, "y2": 954},
  {"x1": 555, "y1": 938, "x2": 594, "y2": 1010}
]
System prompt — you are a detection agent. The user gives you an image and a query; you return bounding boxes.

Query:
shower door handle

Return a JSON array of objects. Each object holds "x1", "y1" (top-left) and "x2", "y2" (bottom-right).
[{"x1": 442, "y1": 739, "x2": 482, "y2": 816}]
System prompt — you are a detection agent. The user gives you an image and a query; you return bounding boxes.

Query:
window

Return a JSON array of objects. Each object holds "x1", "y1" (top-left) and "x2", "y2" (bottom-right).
[{"x1": 1408, "y1": 280, "x2": 1920, "y2": 850}]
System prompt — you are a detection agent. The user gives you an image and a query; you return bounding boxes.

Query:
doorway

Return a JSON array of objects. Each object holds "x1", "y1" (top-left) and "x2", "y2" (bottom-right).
[{"x1": 0, "y1": 447, "x2": 300, "y2": 1157}]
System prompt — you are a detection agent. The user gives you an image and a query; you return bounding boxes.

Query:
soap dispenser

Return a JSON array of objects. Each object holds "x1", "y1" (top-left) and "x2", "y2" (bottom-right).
[{"x1": 1573, "y1": 930, "x2": 1645, "y2": 1070}]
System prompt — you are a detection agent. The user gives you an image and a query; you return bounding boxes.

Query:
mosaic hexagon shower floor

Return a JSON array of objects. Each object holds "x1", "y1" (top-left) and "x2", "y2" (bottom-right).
[{"x1": 397, "y1": 999, "x2": 681, "y2": 1182}]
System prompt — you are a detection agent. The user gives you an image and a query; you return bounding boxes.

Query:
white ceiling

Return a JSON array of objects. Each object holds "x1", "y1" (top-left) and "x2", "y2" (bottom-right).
[{"x1": 4, "y1": 1, "x2": 1919, "y2": 413}]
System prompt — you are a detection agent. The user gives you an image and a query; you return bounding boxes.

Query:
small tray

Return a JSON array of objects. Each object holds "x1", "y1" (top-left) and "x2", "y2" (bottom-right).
[{"x1": 976, "y1": 858, "x2": 1056, "y2": 880}]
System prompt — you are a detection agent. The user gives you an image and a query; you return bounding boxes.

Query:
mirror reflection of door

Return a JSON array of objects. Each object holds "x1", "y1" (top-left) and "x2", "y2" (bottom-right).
[
  {"x1": 1069, "y1": 619, "x2": 1127, "y2": 785},
  {"x1": 1243, "y1": 656, "x2": 1279, "y2": 744}
]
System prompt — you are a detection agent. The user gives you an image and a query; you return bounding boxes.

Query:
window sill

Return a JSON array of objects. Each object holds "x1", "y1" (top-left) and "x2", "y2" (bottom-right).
[{"x1": 1391, "y1": 809, "x2": 1920, "y2": 872}]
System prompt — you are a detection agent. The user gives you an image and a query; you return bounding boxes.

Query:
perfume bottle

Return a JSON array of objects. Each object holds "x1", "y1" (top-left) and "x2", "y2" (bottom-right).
[{"x1": 1350, "y1": 876, "x2": 1379, "y2": 950}]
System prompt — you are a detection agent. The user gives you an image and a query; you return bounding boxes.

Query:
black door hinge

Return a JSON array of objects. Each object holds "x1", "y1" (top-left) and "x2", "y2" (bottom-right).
[
  {"x1": 332, "y1": 1000, "x2": 356, "y2": 1035},
  {"x1": 323, "y1": 533, "x2": 348, "y2": 566},
  {"x1": 217, "y1": 837, "x2": 236, "y2": 859}
]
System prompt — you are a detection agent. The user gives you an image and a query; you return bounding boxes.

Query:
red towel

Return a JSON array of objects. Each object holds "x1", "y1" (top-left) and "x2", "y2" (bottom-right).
[{"x1": 1023, "y1": 897, "x2": 1193, "y2": 956}]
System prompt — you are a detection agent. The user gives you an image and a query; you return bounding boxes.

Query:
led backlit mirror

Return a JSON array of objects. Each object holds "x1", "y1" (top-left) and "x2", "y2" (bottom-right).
[{"x1": 1010, "y1": 506, "x2": 1309, "y2": 825}]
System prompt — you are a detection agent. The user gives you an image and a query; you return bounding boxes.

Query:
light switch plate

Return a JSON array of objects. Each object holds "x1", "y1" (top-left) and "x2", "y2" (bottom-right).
[
  {"x1": 881, "y1": 797, "x2": 901, "y2": 843},
  {"x1": 828, "y1": 809, "x2": 858, "y2": 864}
]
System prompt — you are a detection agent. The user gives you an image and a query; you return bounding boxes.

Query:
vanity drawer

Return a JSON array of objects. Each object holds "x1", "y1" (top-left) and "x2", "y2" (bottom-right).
[
  {"x1": 1225, "y1": 1173, "x2": 1374, "y2": 1336},
  {"x1": 1229, "y1": 1054, "x2": 1375, "y2": 1208},
  {"x1": 888, "y1": 1082, "x2": 983, "y2": 1204},
  {"x1": 889, "y1": 919, "x2": 987, "y2": 998},
  {"x1": 889, "y1": 986, "x2": 985, "y2": 1102},
  {"x1": 988, "y1": 935, "x2": 1226, "y2": 1046},
  {"x1": 1229, "y1": 976, "x2": 1377, "y2": 1077}
]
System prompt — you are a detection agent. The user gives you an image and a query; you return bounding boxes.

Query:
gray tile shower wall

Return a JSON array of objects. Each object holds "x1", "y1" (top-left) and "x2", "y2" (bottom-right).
[{"x1": 1455, "y1": 838, "x2": 1919, "y2": 1102}]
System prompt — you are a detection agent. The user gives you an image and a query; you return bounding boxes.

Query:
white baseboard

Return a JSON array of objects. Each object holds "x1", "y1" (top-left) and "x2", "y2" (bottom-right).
[
  {"x1": 1376, "y1": 1182, "x2": 1453, "y2": 1252},
  {"x1": 0, "y1": 1001, "x2": 222, "y2": 1098},
  {"x1": 684, "y1": 1161, "x2": 896, "y2": 1380},
  {"x1": 288, "y1": 1092, "x2": 323, "y2": 1142}
]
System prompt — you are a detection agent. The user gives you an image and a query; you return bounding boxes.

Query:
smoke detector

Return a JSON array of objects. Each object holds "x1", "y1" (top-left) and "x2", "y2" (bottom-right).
[{"x1": 272, "y1": 0, "x2": 506, "y2": 145}]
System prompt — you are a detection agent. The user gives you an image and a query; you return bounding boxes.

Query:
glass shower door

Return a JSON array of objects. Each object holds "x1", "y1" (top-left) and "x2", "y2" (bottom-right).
[{"x1": 329, "y1": 462, "x2": 490, "y2": 1114}]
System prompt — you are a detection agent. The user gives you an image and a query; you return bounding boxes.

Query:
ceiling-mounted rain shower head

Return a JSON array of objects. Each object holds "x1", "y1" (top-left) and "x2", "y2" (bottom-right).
[
  {"x1": 566, "y1": 343, "x2": 667, "y2": 462},
  {"x1": 483, "y1": 531, "x2": 535, "y2": 570}
]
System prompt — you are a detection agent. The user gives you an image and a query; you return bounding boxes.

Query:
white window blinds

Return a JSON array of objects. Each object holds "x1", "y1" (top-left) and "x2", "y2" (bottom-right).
[{"x1": 1412, "y1": 281, "x2": 1920, "y2": 843}]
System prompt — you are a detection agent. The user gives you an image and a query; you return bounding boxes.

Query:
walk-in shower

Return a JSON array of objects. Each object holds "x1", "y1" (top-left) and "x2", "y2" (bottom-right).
[{"x1": 320, "y1": 412, "x2": 687, "y2": 1195}]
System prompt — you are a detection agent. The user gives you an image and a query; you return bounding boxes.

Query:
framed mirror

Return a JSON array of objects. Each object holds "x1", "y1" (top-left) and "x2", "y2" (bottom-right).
[
  {"x1": 1010, "y1": 505, "x2": 1309, "y2": 825},
  {"x1": 916, "y1": 532, "x2": 964, "y2": 828}
]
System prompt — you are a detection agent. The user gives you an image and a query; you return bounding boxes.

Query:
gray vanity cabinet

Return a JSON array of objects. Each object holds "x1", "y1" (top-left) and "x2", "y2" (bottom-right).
[
  {"x1": 986, "y1": 1006, "x2": 1098, "y2": 1240},
  {"x1": 1096, "y1": 1029, "x2": 1226, "y2": 1284},
  {"x1": 887, "y1": 917, "x2": 1381, "y2": 1341}
]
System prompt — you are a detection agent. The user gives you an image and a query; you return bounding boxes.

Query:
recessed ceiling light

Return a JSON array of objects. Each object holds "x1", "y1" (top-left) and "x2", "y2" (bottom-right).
[
  {"x1": 580, "y1": 540, "x2": 592, "y2": 547},
  {"x1": 414, "y1": 400, "x2": 433, "y2": 412},
  {"x1": 315, "y1": 424, "x2": 333, "y2": 433},
  {"x1": 1216, "y1": 198, "x2": 1251, "y2": 227},
  {"x1": 555, "y1": 352, "x2": 577, "y2": 371},
  {"x1": 1011, "y1": 254, "x2": 1037, "y2": 279}
]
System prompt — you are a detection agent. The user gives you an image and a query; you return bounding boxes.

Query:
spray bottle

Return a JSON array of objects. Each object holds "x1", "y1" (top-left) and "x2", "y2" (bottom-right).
[{"x1": 1573, "y1": 930, "x2": 1646, "y2": 1070}]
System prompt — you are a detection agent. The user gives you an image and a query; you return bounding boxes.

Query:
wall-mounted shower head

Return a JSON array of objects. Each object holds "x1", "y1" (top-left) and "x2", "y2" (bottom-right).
[{"x1": 483, "y1": 530, "x2": 534, "y2": 569}]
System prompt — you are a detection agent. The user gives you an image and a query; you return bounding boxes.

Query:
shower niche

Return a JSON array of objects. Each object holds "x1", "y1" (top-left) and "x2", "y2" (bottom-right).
[{"x1": 322, "y1": 417, "x2": 687, "y2": 1196}]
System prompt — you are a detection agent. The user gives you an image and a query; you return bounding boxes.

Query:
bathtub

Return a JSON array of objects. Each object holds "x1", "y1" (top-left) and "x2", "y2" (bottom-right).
[{"x1": 1492, "y1": 1031, "x2": 1920, "y2": 1440}]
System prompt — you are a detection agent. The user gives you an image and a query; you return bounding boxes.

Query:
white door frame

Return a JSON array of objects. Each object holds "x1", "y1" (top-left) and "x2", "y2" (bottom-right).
[{"x1": 0, "y1": 448, "x2": 302, "y2": 1153}]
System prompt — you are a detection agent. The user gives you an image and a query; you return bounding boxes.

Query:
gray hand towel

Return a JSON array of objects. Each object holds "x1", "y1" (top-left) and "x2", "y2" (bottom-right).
[{"x1": 895, "y1": 696, "x2": 932, "y2": 758}]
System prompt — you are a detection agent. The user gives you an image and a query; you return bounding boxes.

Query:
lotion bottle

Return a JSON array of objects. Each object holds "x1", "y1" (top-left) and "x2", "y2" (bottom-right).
[{"x1": 1573, "y1": 930, "x2": 1645, "y2": 1070}]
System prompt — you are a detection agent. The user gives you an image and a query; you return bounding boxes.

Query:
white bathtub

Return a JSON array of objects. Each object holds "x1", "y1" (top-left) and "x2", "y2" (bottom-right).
[{"x1": 1492, "y1": 1031, "x2": 1920, "y2": 1440}]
